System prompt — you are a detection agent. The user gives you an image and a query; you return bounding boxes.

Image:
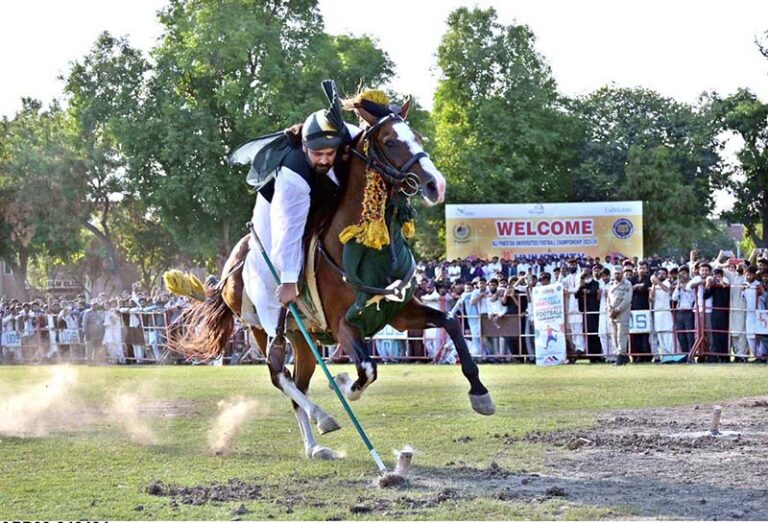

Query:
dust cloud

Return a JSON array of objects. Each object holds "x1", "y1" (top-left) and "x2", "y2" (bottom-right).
[
  {"x1": 108, "y1": 392, "x2": 159, "y2": 445},
  {"x1": 0, "y1": 365, "x2": 78, "y2": 436},
  {"x1": 208, "y1": 397, "x2": 260, "y2": 454}
]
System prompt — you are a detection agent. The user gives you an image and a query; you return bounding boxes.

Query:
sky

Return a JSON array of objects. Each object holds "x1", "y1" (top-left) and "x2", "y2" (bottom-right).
[{"x1": 2, "y1": 0, "x2": 767, "y2": 211}]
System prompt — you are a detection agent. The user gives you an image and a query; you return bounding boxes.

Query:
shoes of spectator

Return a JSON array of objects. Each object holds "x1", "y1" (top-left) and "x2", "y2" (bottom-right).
[{"x1": 613, "y1": 354, "x2": 629, "y2": 366}]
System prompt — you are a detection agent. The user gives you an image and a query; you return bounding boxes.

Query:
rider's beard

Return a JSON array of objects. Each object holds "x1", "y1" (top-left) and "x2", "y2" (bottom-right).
[{"x1": 313, "y1": 162, "x2": 332, "y2": 175}]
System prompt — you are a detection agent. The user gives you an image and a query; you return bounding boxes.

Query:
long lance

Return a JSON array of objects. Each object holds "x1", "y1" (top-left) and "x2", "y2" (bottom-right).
[{"x1": 246, "y1": 222, "x2": 387, "y2": 473}]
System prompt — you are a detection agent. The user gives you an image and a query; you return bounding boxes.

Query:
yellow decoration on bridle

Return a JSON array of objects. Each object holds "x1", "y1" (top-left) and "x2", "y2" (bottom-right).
[
  {"x1": 339, "y1": 158, "x2": 391, "y2": 249},
  {"x1": 339, "y1": 89, "x2": 417, "y2": 249}
]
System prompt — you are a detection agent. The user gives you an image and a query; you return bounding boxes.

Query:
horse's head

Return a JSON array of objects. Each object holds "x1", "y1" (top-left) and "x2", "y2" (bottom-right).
[{"x1": 351, "y1": 98, "x2": 446, "y2": 206}]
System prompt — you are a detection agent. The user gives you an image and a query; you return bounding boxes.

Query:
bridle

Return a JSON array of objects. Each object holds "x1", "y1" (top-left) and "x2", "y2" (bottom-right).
[
  {"x1": 316, "y1": 113, "x2": 427, "y2": 301},
  {"x1": 347, "y1": 113, "x2": 428, "y2": 197}
]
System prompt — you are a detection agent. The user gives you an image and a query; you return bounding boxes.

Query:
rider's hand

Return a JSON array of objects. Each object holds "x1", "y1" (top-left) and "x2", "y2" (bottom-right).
[
  {"x1": 276, "y1": 283, "x2": 299, "y2": 306},
  {"x1": 284, "y1": 123, "x2": 303, "y2": 146}
]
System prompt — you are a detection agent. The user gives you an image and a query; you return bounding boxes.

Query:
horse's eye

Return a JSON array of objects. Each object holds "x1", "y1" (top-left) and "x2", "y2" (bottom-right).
[{"x1": 384, "y1": 140, "x2": 396, "y2": 148}]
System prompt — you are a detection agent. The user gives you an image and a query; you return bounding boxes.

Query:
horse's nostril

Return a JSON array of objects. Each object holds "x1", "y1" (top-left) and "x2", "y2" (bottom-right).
[{"x1": 426, "y1": 180, "x2": 437, "y2": 194}]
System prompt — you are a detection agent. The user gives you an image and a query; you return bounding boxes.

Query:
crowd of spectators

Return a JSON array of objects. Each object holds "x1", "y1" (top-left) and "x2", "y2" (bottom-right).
[
  {"x1": 2, "y1": 248, "x2": 768, "y2": 366},
  {"x1": 0, "y1": 284, "x2": 188, "y2": 364},
  {"x1": 405, "y1": 249, "x2": 768, "y2": 364}
]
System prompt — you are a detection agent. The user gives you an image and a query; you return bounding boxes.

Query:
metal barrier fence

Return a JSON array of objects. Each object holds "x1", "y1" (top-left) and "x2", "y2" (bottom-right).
[{"x1": 1, "y1": 285, "x2": 767, "y2": 365}]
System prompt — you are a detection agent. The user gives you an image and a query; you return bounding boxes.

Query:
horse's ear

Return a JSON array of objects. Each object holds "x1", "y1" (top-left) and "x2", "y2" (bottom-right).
[
  {"x1": 355, "y1": 105, "x2": 378, "y2": 126},
  {"x1": 399, "y1": 96, "x2": 412, "y2": 120}
]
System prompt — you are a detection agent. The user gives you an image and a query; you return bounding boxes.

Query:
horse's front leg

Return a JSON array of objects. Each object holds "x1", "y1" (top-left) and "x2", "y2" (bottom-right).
[
  {"x1": 392, "y1": 300, "x2": 495, "y2": 415},
  {"x1": 332, "y1": 318, "x2": 377, "y2": 401}
]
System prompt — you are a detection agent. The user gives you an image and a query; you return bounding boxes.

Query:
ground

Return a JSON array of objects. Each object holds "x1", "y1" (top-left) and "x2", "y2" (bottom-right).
[{"x1": 1, "y1": 363, "x2": 767, "y2": 520}]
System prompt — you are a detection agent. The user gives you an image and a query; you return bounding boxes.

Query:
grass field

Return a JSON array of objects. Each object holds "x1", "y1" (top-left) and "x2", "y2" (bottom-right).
[{"x1": 1, "y1": 363, "x2": 767, "y2": 520}]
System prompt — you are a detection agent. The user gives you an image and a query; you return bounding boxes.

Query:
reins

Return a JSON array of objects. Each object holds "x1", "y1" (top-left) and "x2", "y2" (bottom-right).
[{"x1": 317, "y1": 113, "x2": 425, "y2": 300}]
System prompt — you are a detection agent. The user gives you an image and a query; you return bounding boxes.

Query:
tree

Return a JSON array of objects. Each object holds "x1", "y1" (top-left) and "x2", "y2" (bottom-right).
[
  {"x1": 571, "y1": 87, "x2": 720, "y2": 219},
  {"x1": 122, "y1": 0, "x2": 394, "y2": 266},
  {"x1": 63, "y1": 31, "x2": 150, "y2": 291},
  {"x1": 428, "y1": 7, "x2": 582, "y2": 255},
  {"x1": 713, "y1": 88, "x2": 768, "y2": 247},
  {"x1": 112, "y1": 198, "x2": 179, "y2": 291},
  {"x1": 621, "y1": 146, "x2": 700, "y2": 254},
  {"x1": 0, "y1": 100, "x2": 86, "y2": 297}
]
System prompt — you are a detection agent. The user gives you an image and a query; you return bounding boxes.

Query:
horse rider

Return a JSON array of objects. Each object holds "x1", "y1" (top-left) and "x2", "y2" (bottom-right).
[{"x1": 241, "y1": 104, "x2": 360, "y2": 363}]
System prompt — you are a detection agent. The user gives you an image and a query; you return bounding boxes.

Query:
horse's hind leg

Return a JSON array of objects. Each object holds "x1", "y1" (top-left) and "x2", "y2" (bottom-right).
[{"x1": 392, "y1": 300, "x2": 495, "y2": 416}]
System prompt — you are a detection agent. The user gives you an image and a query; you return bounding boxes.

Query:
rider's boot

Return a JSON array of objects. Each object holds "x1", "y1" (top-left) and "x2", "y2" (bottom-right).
[{"x1": 268, "y1": 307, "x2": 288, "y2": 371}]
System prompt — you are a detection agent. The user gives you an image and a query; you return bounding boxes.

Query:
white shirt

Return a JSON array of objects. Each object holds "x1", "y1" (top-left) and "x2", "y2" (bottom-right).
[
  {"x1": 562, "y1": 271, "x2": 581, "y2": 320},
  {"x1": 652, "y1": 281, "x2": 672, "y2": 313},
  {"x1": 447, "y1": 265, "x2": 461, "y2": 282},
  {"x1": 686, "y1": 275, "x2": 712, "y2": 313},
  {"x1": 743, "y1": 280, "x2": 761, "y2": 311},
  {"x1": 267, "y1": 123, "x2": 359, "y2": 284},
  {"x1": 672, "y1": 282, "x2": 696, "y2": 310}
]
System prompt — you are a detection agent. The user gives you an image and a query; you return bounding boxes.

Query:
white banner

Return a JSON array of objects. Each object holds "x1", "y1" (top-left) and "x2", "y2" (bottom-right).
[
  {"x1": 629, "y1": 311, "x2": 651, "y2": 334},
  {"x1": 58, "y1": 329, "x2": 81, "y2": 345},
  {"x1": 373, "y1": 324, "x2": 408, "y2": 340},
  {"x1": 446, "y1": 200, "x2": 643, "y2": 260},
  {"x1": 2, "y1": 330, "x2": 21, "y2": 348},
  {"x1": 532, "y1": 283, "x2": 567, "y2": 366},
  {"x1": 757, "y1": 310, "x2": 768, "y2": 335}
]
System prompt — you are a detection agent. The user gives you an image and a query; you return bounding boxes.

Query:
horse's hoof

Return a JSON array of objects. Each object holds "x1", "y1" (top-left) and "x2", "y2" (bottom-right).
[
  {"x1": 317, "y1": 414, "x2": 341, "y2": 435},
  {"x1": 331, "y1": 372, "x2": 351, "y2": 390},
  {"x1": 310, "y1": 446, "x2": 336, "y2": 460},
  {"x1": 469, "y1": 392, "x2": 496, "y2": 416}
]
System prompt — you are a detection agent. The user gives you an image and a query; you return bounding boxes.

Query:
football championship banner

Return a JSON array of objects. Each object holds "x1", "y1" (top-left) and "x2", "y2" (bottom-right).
[
  {"x1": 531, "y1": 283, "x2": 567, "y2": 366},
  {"x1": 446, "y1": 201, "x2": 643, "y2": 260}
]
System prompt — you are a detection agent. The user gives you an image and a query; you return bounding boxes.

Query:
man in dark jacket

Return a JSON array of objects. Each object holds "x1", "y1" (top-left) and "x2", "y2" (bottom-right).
[
  {"x1": 576, "y1": 268, "x2": 603, "y2": 362},
  {"x1": 630, "y1": 262, "x2": 652, "y2": 362},
  {"x1": 704, "y1": 268, "x2": 730, "y2": 362}
]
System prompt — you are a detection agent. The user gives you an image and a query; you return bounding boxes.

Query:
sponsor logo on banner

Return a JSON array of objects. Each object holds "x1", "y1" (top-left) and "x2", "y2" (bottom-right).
[
  {"x1": 452, "y1": 223, "x2": 471, "y2": 243},
  {"x1": 532, "y1": 284, "x2": 567, "y2": 366},
  {"x1": 629, "y1": 310, "x2": 651, "y2": 333},
  {"x1": 58, "y1": 329, "x2": 81, "y2": 345},
  {"x1": 612, "y1": 218, "x2": 634, "y2": 239}
]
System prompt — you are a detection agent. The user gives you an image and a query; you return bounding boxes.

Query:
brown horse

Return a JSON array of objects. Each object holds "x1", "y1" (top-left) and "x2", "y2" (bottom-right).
[{"x1": 172, "y1": 99, "x2": 495, "y2": 460}]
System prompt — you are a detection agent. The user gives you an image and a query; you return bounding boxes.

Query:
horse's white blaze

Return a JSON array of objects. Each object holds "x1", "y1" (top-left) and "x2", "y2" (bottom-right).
[{"x1": 393, "y1": 122, "x2": 446, "y2": 204}]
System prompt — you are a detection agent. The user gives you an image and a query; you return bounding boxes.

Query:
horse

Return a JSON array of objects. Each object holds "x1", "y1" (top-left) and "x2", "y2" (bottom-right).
[{"x1": 169, "y1": 97, "x2": 496, "y2": 460}]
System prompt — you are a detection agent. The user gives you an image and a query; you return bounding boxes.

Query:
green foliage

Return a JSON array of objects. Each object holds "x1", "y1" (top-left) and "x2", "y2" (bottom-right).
[
  {"x1": 112, "y1": 198, "x2": 179, "y2": 291},
  {"x1": 712, "y1": 88, "x2": 768, "y2": 247},
  {"x1": 622, "y1": 146, "x2": 700, "y2": 255},
  {"x1": 0, "y1": 100, "x2": 87, "y2": 294},
  {"x1": 571, "y1": 87, "x2": 719, "y2": 209},
  {"x1": 433, "y1": 7, "x2": 579, "y2": 204},
  {"x1": 121, "y1": 0, "x2": 394, "y2": 262},
  {"x1": 425, "y1": 7, "x2": 581, "y2": 256},
  {"x1": 63, "y1": 31, "x2": 151, "y2": 291}
]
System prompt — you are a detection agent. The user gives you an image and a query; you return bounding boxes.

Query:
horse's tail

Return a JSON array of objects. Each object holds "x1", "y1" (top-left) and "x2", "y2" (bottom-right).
[{"x1": 163, "y1": 270, "x2": 234, "y2": 361}]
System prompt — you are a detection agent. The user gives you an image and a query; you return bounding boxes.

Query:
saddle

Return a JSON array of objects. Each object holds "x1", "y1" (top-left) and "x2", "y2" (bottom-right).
[{"x1": 239, "y1": 235, "x2": 329, "y2": 336}]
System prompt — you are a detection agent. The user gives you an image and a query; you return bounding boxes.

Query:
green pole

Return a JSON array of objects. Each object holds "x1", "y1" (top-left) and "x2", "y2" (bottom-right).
[{"x1": 247, "y1": 223, "x2": 386, "y2": 472}]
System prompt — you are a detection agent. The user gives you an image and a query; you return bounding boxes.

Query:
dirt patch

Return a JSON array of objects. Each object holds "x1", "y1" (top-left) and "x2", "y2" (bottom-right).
[
  {"x1": 146, "y1": 478, "x2": 262, "y2": 505},
  {"x1": 428, "y1": 396, "x2": 768, "y2": 519}
]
